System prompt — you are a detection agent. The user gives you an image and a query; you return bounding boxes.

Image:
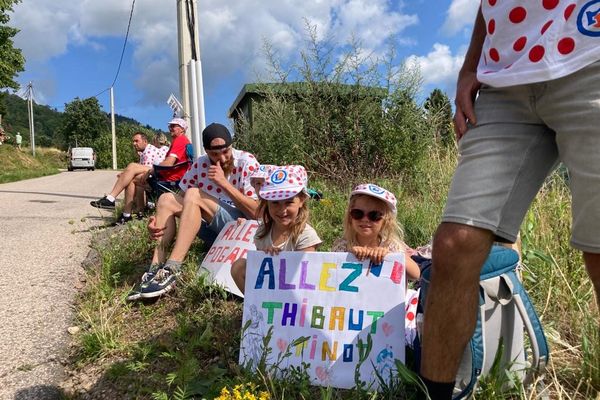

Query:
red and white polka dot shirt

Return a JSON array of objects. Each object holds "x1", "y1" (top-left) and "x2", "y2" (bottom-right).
[
  {"x1": 139, "y1": 144, "x2": 164, "y2": 167},
  {"x1": 179, "y1": 148, "x2": 260, "y2": 207},
  {"x1": 479, "y1": 0, "x2": 600, "y2": 87}
]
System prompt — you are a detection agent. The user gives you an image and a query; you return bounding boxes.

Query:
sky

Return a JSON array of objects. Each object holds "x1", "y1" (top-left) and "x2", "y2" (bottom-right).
[{"x1": 8, "y1": 0, "x2": 479, "y2": 131}]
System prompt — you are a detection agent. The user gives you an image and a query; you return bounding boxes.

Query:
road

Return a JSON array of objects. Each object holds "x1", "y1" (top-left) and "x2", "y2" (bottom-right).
[{"x1": 0, "y1": 170, "x2": 119, "y2": 400}]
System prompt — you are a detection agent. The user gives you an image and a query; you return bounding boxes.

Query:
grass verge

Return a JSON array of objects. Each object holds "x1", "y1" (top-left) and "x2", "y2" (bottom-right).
[
  {"x1": 64, "y1": 147, "x2": 599, "y2": 399},
  {"x1": 0, "y1": 145, "x2": 65, "y2": 183}
]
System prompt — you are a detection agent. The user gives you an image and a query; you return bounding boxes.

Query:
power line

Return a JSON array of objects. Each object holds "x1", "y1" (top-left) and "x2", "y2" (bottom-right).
[
  {"x1": 90, "y1": 0, "x2": 136, "y2": 99},
  {"x1": 111, "y1": 0, "x2": 136, "y2": 88}
]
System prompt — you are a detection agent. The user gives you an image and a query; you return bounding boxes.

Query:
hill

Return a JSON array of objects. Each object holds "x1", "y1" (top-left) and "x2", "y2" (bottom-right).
[
  {"x1": 0, "y1": 93, "x2": 159, "y2": 149},
  {"x1": 0, "y1": 144, "x2": 65, "y2": 183}
]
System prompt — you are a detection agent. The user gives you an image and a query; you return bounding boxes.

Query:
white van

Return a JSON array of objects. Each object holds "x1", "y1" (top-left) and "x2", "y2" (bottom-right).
[{"x1": 68, "y1": 147, "x2": 96, "y2": 171}]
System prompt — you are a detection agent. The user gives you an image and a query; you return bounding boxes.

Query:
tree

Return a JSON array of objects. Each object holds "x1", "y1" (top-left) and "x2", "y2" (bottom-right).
[
  {"x1": 424, "y1": 88, "x2": 454, "y2": 147},
  {"x1": 58, "y1": 97, "x2": 110, "y2": 148},
  {"x1": 0, "y1": 0, "x2": 25, "y2": 90}
]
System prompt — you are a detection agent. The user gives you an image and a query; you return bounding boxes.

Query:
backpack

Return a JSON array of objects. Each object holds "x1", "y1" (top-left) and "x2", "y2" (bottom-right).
[{"x1": 411, "y1": 246, "x2": 549, "y2": 399}]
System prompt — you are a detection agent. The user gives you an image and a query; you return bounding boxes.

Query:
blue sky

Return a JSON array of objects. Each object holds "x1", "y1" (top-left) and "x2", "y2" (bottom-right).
[{"x1": 9, "y1": 0, "x2": 478, "y2": 131}]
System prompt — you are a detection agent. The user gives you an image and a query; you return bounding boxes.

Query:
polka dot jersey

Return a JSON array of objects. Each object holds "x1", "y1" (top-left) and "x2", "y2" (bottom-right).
[
  {"x1": 139, "y1": 144, "x2": 167, "y2": 167},
  {"x1": 179, "y1": 148, "x2": 260, "y2": 207},
  {"x1": 479, "y1": 1, "x2": 600, "y2": 87}
]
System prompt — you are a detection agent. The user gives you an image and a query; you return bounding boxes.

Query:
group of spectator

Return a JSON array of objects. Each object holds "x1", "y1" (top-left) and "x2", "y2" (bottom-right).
[{"x1": 87, "y1": 1, "x2": 600, "y2": 396}]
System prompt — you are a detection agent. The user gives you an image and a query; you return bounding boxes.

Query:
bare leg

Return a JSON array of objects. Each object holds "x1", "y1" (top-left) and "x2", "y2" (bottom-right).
[
  {"x1": 151, "y1": 193, "x2": 183, "y2": 264},
  {"x1": 108, "y1": 163, "x2": 150, "y2": 198},
  {"x1": 583, "y1": 252, "x2": 600, "y2": 318},
  {"x1": 123, "y1": 182, "x2": 136, "y2": 214},
  {"x1": 231, "y1": 258, "x2": 247, "y2": 294},
  {"x1": 169, "y1": 188, "x2": 219, "y2": 262},
  {"x1": 134, "y1": 186, "x2": 146, "y2": 213},
  {"x1": 420, "y1": 222, "x2": 494, "y2": 383}
]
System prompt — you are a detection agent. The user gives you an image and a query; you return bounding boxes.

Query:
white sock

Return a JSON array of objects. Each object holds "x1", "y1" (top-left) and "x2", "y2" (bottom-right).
[
  {"x1": 106, "y1": 195, "x2": 115, "y2": 202},
  {"x1": 122, "y1": 213, "x2": 131, "y2": 218}
]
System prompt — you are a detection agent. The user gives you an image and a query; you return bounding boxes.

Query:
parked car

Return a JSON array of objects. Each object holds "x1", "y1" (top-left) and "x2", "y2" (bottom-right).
[{"x1": 68, "y1": 147, "x2": 96, "y2": 171}]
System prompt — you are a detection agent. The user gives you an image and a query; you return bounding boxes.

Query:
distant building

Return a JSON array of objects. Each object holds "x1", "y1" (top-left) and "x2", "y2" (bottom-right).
[{"x1": 228, "y1": 82, "x2": 387, "y2": 134}]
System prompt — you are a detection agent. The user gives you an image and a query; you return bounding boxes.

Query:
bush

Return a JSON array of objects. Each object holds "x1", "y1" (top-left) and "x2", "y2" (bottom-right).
[{"x1": 233, "y1": 23, "x2": 435, "y2": 182}]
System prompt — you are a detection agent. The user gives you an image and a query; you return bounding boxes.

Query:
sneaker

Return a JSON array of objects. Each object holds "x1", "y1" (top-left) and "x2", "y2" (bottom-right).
[
  {"x1": 90, "y1": 196, "x2": 115, "y2": 209},
  {"x1": 140, "y1": 266, "x2": 180, "y2": 298},
  {"x1": 110, "y1": 213, "x2": 132, "y2": 226},
  {"x1": 135, "y1": 211, "x2": 146, "y2": 220},
  {"x1": 126, "y1": 287, "x2": 143, "y2": 301},
  {"x1": 126, "y1": 264, "x2": 161, "y2": 302}
]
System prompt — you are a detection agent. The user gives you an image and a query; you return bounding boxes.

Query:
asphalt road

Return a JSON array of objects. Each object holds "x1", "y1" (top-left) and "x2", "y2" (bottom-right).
[{"x1": 0, "y1": 170, "x2": 120, "y2": 400}]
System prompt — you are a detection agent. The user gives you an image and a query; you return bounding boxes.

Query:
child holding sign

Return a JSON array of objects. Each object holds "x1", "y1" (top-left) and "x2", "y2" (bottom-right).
[
  {"x1": 331, "y1": 183, "x2": 420, "y2": 280},
  {"x1": 231, "y1": 165, "x2": 322, "y2": 293}
]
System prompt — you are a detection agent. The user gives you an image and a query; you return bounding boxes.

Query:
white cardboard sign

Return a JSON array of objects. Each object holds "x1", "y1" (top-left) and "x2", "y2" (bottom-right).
[
  {"x1": 240, "y1": 251, "x2": 406, "y2": 389},
  {"x1": 199, "y1": 220, "x2": 259, "y2": 297}
]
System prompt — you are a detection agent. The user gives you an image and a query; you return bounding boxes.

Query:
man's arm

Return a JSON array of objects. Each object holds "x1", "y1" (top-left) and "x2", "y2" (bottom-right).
[
  {"x1": 454, "y1": 5, "x2": 486, "y2": 140},
  {"x1": 159, "y1": 155, "x2": 177, "y2": 167}
]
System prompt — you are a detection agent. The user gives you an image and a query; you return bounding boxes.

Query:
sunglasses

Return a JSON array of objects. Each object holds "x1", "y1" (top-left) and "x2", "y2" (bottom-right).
[{"x1": 349, "y1": 208, "x2": 384, "y2": 222}]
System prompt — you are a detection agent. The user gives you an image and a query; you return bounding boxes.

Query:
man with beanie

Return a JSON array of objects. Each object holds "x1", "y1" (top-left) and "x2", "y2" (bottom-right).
[
  {"x1": 420, "y1": 2, "x2": 600, "y2": 399},
  {"x1": 127, "y1": 123, "x2": 260, "y2": 300}
]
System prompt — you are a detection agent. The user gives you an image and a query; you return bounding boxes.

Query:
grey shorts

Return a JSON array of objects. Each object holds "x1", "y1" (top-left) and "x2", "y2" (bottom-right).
[
  {"x1": 197, "y1": 200, "x2": 245, "y2": 246},
  {"x1": 443, "y1": 60, "x2": 600, "y2": 253}
]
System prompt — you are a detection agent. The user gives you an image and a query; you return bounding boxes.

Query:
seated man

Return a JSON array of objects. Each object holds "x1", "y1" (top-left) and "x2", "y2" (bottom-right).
[
  {"x1": 127, "y1": 122, "x2": 260, "y2": 300},
  {"x1": 90, "y1": 118, "x2": 191, "y2": 223}
]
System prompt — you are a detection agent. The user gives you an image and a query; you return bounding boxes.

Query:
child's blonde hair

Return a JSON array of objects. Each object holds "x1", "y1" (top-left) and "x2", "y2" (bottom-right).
[
  {"x1": 255, "y1": 192, "x2": 310, "y2": 244},
  {"x1": 342, "y1": 194, "x2": 404, "y2": 248}
]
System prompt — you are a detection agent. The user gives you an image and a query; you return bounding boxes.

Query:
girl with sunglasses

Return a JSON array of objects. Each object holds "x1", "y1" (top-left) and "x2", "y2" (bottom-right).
[
  {"x1": 231, "y1": 165, "x2": 322, "y2": 294},
  {"x1": 332, "y1": 183, "x2": 420, "y2": 281}
]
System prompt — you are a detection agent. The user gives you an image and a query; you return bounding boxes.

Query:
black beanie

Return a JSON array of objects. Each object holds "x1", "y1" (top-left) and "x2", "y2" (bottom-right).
[{"x1": 202, "y1": 123, "x2": 232, "y2": 150}]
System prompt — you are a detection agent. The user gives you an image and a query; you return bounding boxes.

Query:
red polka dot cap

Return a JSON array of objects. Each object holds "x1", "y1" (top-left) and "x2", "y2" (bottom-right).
[
  {"x1": 259, "y1": 165, "x2": 308, "y2": 201},
  {"x1": 350, "y1": 183, "x2": 397, "y2": 214}
]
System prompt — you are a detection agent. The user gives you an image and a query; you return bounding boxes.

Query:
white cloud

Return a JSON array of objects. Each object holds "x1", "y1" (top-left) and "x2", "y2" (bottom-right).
[
  {"x1": 10, "y1": 0, "x2": 418, "y2": 108},
  {"x1": 405, "y1": 43, "x2": 464, "y2": 89},
  {"x1": 442, "y1": 0, "x2": 479, "y2": 35}
]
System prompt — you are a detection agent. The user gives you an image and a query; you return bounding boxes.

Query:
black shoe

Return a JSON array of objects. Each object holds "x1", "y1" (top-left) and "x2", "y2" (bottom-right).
[
  {"x1": 135, "y1": 211, "x2": 146, "y2": 220},
  {"x1": 111, "y1": 213, "x2": 132, "y2": 226},
  {"x1": 126, "y1": 264, "x2": 162, "y2": 302},
  {"x1": 140, "y1": 266, "x2": 179, "y2": 298},
  {"x1": 90, "y1": 196, "x2": 115, "y2": 209}
]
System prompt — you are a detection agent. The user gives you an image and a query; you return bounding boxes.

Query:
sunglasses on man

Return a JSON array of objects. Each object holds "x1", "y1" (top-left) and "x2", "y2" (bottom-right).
[{"x1": 349, "y1": 208, "x2": 384, "y2": 222}]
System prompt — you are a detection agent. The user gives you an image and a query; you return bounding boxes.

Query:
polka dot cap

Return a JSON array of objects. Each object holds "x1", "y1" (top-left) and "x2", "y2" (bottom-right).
[
  {"x1": 259, "y1": 165, "x2": 308, "y2": 201},
  {"x1": 350, "y1": 183, "x2": 397, "y2": 214},
  {"x1": 478, "y1": 1, "x2": 600, "y2": 87}
]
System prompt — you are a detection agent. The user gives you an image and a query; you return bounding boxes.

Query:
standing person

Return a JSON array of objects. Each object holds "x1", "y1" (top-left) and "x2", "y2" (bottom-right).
[
  {"x1": 231, "y1": 165, "x2": 322, "y2": 293},
  {"x1": 419, "y1": 3, "x2": 600, "y2": 399},
  {"x1": 127, "y1": 123, "x2": 260, "y2": 300},
  {"x1": 331, "y1": 183, "x2": 420, "y2": 280},
  {"x1": 90, "y1": 119, "x2": 191, "y2": 220},
  {"x1": 15, "y1": 132, "x2": 22, "y2": 150}
]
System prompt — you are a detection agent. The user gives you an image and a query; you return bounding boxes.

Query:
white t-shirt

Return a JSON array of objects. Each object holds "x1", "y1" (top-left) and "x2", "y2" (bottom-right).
[
  {"x1": 478, "y1": 1, "x2": 600, "y2": 87},
  {"x1": 179, "y1": 148, "x2": 260, "y2": 207},
  {"x1": 254, "y1": 223, "x2": 322, "y2": 251}
]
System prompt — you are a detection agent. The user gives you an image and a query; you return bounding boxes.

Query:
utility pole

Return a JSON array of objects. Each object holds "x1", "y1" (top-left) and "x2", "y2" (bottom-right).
[
  {"x1": 26, "y1": 82, "x2": 36, "y2": 157},
  {"x1": 176, "y1": 0, "x2": 206, "y2": 156},
  {"x1": 110, "y1": 86, "x2": 117, "y2": 169}
]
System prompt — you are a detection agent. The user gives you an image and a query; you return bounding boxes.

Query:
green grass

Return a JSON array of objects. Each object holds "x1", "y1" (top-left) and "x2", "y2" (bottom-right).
[
  {"x1": 0, "y1": 145, "x2": 65, "y2": 183},
  {"x1": 65, "y1": 145, "x2": 599, "y2": 399}
]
